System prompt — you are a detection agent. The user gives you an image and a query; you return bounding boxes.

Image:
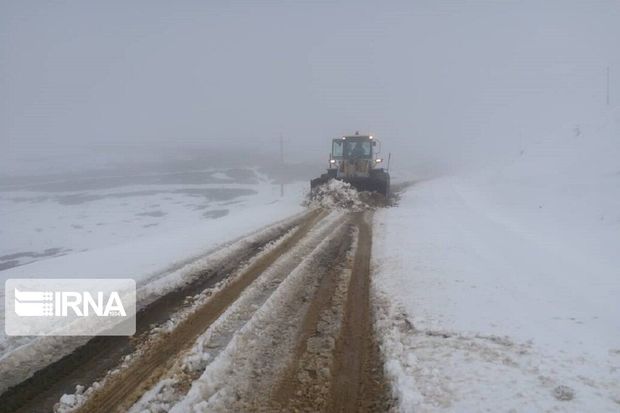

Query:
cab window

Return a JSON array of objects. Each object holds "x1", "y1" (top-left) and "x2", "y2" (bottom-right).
[{"x1": 332, "y1": 140, "x2": 344, "y2": 158}]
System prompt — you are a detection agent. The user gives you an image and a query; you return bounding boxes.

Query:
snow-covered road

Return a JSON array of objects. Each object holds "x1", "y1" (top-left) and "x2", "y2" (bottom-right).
[{"x1": 3, "y1": 207, "x2": 391, "y2": 413}]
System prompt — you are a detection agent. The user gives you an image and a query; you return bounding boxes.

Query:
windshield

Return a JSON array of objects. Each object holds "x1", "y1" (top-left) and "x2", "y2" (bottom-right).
[{"x1": 344, "y1": 141, "x2": 371, "y2": 158}]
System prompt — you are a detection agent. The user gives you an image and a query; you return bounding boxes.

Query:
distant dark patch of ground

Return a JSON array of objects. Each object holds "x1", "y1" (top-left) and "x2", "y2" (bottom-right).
[
  {"x1": 176, "y1": 188, "x2": 256, "y2": 201},
  {"x1": 9, "y1": 195, "x2": 49, "y2": 203},
  {"x1": 0, "y1": 247, "x2": 72, "y2": 271},
  {"x1": 219, "y1": 199, "x2": 243, "y2": 205},
  {"x1": 0, "y1": 260, "x2": 19, "y2": 271},
  {"x1": 0, "y1": 247, "x2": 66, "y2": 261},
  {"x1": 203, "y1": 209, "x2": 229, "y2": 219},
  {"x1": 0, "y1": 168, "x2": 259, "y2": 193},
  {"x1": 10, "y1": 188, "x2": 258, "y2": 205},
  {"x1": 223, "y1": 168, "x2": 260, "y2": 184},
  {"x1": 136, "y1": 210, "x2": 167, "y2": 218}
]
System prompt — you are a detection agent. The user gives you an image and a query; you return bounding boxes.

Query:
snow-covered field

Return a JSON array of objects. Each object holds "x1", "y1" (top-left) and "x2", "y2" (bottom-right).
[
  {"x1": 0, "y1": 167, "x2": 306, "y2": 389},
  {"x1": 0, "y1": 168, "x2": 298, "y2": 269},
  {"x1": 373, "y1": 109, "x2": 620, "y2": 411}
]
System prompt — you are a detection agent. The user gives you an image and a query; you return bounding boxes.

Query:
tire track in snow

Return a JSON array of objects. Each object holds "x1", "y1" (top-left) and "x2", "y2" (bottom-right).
[
  {"x1": 127, "y1": 210, "x2": 347, "y2": 412},
  {"x1": 73, "y1": 209, "x2": 327, "y2": 413},
  {"x1": 161, "y1": 211, "x2": 391, "y2": 412},
  {"x1": 169, "y1": 213, "x2": 355, "y2": 412},
  {"x1": 271, "y1": 211, "x2": 391, "y2": 412},
  {"x1": 329, "y1": 212, "x2": 391, "y2": 412}
]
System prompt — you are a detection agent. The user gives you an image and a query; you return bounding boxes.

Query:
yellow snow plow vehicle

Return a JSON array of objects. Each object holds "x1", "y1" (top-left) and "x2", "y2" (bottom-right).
[{"x1": 311, "y1": 132, "x2": 390, "y2": 197}]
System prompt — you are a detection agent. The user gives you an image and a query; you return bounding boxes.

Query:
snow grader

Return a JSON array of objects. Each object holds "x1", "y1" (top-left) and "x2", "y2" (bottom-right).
[{"x1": 311, "y1": 132, "x2": 390, "y2": 198}]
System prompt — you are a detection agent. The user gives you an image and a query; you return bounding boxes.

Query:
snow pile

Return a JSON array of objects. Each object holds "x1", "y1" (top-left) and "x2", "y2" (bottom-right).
[
  {"x1": 306, "y1": 179, "x2": 366, "y2": 209},
  {"x1": 55, "y1": 378, "x2": 108, "y2": 412},
  {"x1": 305, "y1": 179, "x2": 381, "y2": 210},
  {"x1": 372, "y1": 109, "x2": 620, "y2": 412}
]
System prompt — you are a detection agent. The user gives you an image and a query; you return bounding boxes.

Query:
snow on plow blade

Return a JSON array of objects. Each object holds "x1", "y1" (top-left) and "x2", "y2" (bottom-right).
[{"x1": 310, "y1": 175, "x2": 390, "y2": 198}]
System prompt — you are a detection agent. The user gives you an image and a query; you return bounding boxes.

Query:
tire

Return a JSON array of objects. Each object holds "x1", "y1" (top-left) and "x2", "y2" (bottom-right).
[{"x1": 370, "y1": 169, "x2": 390, "y2": 197}]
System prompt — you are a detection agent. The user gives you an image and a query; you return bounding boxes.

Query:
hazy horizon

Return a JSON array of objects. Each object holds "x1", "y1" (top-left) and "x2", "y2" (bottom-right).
[{"x1": 2, "y1": 0, "x2": 619, "y2": 177}]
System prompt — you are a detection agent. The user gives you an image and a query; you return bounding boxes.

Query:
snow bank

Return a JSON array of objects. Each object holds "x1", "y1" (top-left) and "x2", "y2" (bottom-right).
[{"x1": 372, "y1": 109, "x2": 620, "y2": 411}]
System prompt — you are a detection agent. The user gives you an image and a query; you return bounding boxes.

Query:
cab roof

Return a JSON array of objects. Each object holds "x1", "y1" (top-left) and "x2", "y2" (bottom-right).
[{"x1": 334, "y1": 135, "x2": 373, "y2": 141}]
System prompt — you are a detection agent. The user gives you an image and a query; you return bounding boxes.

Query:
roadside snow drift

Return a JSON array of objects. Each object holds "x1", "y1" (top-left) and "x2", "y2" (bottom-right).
[
  {"x1": 372, "y1": 110, "x2": 620, "y2": 412},
  {"x1": 0, "y1": 169, "x2": 306, "y2": 393}
]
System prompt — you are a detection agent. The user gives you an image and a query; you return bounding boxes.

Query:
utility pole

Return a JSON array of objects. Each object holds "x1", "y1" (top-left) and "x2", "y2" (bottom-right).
[
  {"x1": 279, "y1": 134, "x2": 284, "y2": 197},
  {"x1": 607, "y1": 66, "x2": 611, "y2": 106}
]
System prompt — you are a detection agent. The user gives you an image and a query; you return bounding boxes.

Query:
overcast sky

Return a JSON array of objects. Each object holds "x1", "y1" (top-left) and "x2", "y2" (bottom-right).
[{"x1": 1, "y1": 0, "x2": 619, "y2": 174}]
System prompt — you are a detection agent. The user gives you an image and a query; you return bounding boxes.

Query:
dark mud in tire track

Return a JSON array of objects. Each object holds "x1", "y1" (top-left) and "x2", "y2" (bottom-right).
[
  {"x1": 329, "y1": 212, "x2": 391, "y2": 412},
  {"x1": 270, "y1": 221, "x2": 353, "y2": 411},
  {"x1": 270, "y1": 211, "x2": 391, "y2": 412}
]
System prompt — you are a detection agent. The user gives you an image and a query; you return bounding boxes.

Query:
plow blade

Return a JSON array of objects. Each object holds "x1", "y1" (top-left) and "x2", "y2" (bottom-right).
[
  {"x1": 342, "y1": 177, "x2": 390, "y2": 197},
  {"x1": 310, "y1": 173, "x2": 390, "y2": 198}
]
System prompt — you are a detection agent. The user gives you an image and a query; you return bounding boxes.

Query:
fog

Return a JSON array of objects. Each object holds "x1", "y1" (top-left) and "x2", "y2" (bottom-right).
[{"x1": 2, "y1": 0, "x2": 619, "y2": 178}]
